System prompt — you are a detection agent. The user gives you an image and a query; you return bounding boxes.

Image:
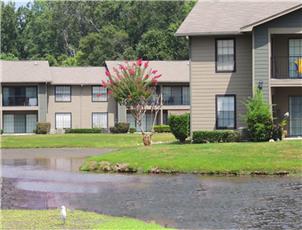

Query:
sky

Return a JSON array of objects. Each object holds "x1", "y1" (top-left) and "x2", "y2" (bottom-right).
[{"x1": 3, "y1": 0, "x2": 33, "y2": 8}]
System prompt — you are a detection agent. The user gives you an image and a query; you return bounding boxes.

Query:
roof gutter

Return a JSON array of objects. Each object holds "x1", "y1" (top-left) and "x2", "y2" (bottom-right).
[{"x1": 175, "y1": 31, "x2": 244, "y2": 37}]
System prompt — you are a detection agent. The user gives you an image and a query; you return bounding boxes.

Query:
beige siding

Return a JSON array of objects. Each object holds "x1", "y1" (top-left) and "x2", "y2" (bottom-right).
[
  {"x1": 47, "y1": 85, "x2": 116, "y2": 131},
  {"x1": 190, "y1": 35, "x2": 252, "y2": 131}
]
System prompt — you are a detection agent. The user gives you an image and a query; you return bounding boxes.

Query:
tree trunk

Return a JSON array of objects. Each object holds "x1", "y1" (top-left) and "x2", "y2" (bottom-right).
[{"x1": 142, "y1": 133, "x2": 152, "y2": 146}]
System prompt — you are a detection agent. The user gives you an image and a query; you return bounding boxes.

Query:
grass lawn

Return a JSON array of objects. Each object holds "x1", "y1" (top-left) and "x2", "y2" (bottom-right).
[
  {"x1": 0, "y1": 209, "x2": 172, "y2": 230},
  {"x1": 0, "y1": 133, "x2": 175, "y2": 149},
  {"x1": 82, "y1": 141, "x2": 302, "y2": 175}
]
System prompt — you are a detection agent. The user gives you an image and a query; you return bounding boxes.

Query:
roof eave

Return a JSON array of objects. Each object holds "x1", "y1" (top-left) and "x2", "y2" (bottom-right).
[
  {"x1": 240, "y1": 3, "x2": 302, "y2": 32},
  {"x1": 175, "y1": 31, "x2": 244, "y2": 37}
]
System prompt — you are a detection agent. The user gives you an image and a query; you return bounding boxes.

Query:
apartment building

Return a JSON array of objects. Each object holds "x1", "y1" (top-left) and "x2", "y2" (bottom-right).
[
  {"x1": 176, "y1": 1, "x2": 302, "y2": 136},
  {"x1": 106, "y1": 61, "x2": 190, "y2": 131},
  {"x1": 0, "y1": 60, "x2": 189, "y2": 133}
]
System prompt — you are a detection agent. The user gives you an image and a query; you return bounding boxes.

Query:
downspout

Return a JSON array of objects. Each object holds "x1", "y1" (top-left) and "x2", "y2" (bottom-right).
[
  {"x1": 188, "y1": 36, "x2": 192, "y2": 139},
  {"x1": 80, "y1": 84, "x2": 83, "y2": 128}
]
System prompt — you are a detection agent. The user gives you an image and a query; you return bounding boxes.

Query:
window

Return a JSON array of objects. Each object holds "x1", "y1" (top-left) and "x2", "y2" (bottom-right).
[
  {"x1": 216, "y1": 39, "x2": 235, "y2": 72},
  {"x1": 92, "y1": 86, "x2": 107, "y2": 102},
  {"x1": 3, "y1": 113, "x2": 37, "y2": 133},
  {"x1": 55, "y1": 113, "x2": 71, "y2": 129},
  {"x1": 55, "y1": 86, "x2": 71, "y2": 102},
  {"x1": 216, "y1": 95, "x2": 236, "y2": 129},
  {"x1": 289, "y1": 39, "x2": 302, "y2": 78},
  {"x1": 2, "y1": 86, "x2": 37, "y2": 106},
  {"x1": 162, "y1": 86, "x2": 190, "y2": 105},
  {"x1": 92, "y1": 112, "x2": 108, "y2": 129},
  {"x1": 126, "y1": 112, "x2": 154, "y2": 131}
]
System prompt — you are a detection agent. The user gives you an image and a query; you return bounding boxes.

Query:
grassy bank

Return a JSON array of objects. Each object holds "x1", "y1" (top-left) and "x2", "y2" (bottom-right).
[
  {"x1": 81, "y1": 141, "x2": 302, "y2": 175},
  {"x1": 0, "y1": 209, "x2": 172, "y2": 229},
  {"x1": 1, "y1": 133, "x2": 175, "y2": 148}
]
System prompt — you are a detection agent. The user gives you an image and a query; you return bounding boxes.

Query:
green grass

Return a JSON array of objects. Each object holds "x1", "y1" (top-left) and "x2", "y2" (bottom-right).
[
  {"x1": 0, "y1": 133, "x2": 175, "y2": 149},
  {"x1": 83, "y1": 141, "x2": 302, "y2": 175},
  {"x1": 0, "y1": 209, "x2": 172, "y2": 230}
]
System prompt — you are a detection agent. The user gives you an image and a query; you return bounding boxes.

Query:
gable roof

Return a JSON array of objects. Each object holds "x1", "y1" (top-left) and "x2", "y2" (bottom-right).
[
  {"x1": 176, "y1": 0, "x2": 302, "y2": 36},
  {"x1": 105, "y1": 60, "x2": 190, "y2": 83},
  {"x1": 0, "y1": 60, "x2": 51, "y2": 83},
  {"x1": 50, "y1": 67, "x2": 106, "y2": 85}
]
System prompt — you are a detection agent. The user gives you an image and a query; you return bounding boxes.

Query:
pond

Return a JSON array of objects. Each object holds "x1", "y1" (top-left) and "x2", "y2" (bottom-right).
[{"x1": 1, "y1": 148, "x2": 301, "y2": 229}]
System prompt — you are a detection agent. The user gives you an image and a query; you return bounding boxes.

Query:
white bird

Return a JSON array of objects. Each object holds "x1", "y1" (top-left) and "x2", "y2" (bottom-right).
[{"x1": 60, "y1": 206, "x2": 67, "y2": 224}]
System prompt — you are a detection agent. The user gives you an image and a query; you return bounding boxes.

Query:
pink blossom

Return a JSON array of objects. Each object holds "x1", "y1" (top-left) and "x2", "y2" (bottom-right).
[
  {"x1": 137, "y1": 58, "x2": 143, "y2": 66},
  {"x1": 151, "y1": 78, "x2": 158, "y2": 85},
  {"x1": 144, "y1": 74, "x2": 149, "y2": 79},
  {"x1": 154, "y1": 74, "x2": 161, "y2": 79},
  {"x1": 101, "y1": 80, "x2": 107, "y2": 87},
  {"x1": 144, "y1": 61, "x2": 149, "y2": 68},
  {"x1": 119, "y1": 64, "x2": 127, "y2": 71},
  {"x1": 151, "y1": 70, "x2": 158, "y2": 74},
  {"x1": 108, "y1": 90, "x2": 113, "y2": 95},
  {"x1": 129, "y1": 68, "x2": 135, "y2": 76},
  {"x1": 105, "y1": 70, "x2": 111, "y2": 77}
]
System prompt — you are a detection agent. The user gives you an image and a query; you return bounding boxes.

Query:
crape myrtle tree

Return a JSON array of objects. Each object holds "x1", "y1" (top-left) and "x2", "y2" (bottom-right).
[{"x1": 102, "y1": 58, "x2": 161, "y2": 146}]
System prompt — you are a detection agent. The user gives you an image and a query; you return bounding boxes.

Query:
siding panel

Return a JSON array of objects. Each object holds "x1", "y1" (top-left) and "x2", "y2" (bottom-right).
[{"x1": 191, "y1": 35, "x2": 252, "y2": 131}]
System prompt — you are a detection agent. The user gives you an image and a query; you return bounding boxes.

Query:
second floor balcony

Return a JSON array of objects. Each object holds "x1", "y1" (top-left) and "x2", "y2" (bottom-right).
[
  {"x1": 2, "y1": 86, "x2": 38, "y2": 107},
  {"x1": 162, "y1": 86, "x2": 190, "y2": 106},
  {"x1": 271, "y1": 56, "x2": 302, "y2": 79}
]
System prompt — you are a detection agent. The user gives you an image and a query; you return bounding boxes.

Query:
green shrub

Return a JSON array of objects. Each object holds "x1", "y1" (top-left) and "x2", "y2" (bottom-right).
[
  {"x1": 65, "y1": 128, "x2": 105, "y2": 134},
  {"x1": 193, "y1": 130, "x2": 240, "y2": 143},
  {"x1": 110, "y1": 122, "x2": 130, "y2": 133},
  {"x1": 168, "y1": 113, "x2": 190, "y2": 143},
  {"x1": 245, "y1": 89, "x2": 273, "y2": 142},
  {"x1": 129, "y1": 128, "x2": 136, "y2": 133},
  {"x1": 36, "y1": 123, "x2": 51, "y2": 134},
  {"x1": 154, "y1": 125, "x2": 170, "y2": 133}
]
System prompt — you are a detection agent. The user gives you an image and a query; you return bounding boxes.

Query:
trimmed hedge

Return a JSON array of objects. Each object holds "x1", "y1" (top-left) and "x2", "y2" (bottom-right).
[
  {"x1": 65, "y1": 128, "x2": 105, "y2": 134},
  {"x1": 129, "y1": 128, "x2": 136, "y2": 133},
  {"x1": 36, "y1": 123, "x2": 51, "y2": 134},
  {"x1": 193, "y1": 130, "x2": 240, "y2": 143},
  {"x1": 110, "y1": 122, "x2": 129, "y2": 133},
  {"x1": 154, "y1": 125, "x2": 170, "y2": 133},
  {"x1": 168, "y1": 113, "x2": 190, "y2": 143}
]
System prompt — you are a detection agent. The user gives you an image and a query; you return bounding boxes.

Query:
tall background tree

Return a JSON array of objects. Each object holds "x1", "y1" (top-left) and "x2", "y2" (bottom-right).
[{"x1": 1, "y1": 0, "x2": 196, "y2": 65}]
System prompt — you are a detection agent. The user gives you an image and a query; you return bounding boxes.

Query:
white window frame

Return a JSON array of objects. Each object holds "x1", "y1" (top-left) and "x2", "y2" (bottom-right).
[
  {"x1": 92, "y1": 112, "x2": 108, "y2": 129},
  {"x1": 55, "y1": 86, "x2": 71, "y2": 102},
  {"x1": 55, "y1": 113, "x2": 72, "y2": 129},
  {"x1": 92, "y1": 86, "x2": 107, "y2": 102}
]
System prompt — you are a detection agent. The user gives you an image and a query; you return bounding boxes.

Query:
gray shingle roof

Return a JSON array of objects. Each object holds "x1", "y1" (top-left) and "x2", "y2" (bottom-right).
[
  {"x1": 105, "y1": 60, "x2": 189, "y2": 83},
  {"x1": 176, "y1": 0, "x2": 302, "y2": 36},
  {"x1": 50, "y1": 67, "x2": 106, "y2": 85},
  {"x1": 0, "y1": 60, "x2": 51, "y2": 83},
  {"x1": 1, "y1": 60, "x2": 189, "y2": 84}
]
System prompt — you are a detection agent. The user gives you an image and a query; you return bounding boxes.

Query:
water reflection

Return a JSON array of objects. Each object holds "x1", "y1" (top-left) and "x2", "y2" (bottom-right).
[
  {"x1": 1, "y1": 158, "x2": 84, "y2": 172},
  {"x1": 1, "y1": 148, "x2": 302, "y2": 229}
]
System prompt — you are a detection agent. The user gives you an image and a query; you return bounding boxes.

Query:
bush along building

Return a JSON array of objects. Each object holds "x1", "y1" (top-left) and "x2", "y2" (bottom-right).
[
  {"x1": 176, "y1": 0, "x2": 302, "y2": 137},
  {"x1": 0, "y1": 60, "x2": 189, "y2": 134}
]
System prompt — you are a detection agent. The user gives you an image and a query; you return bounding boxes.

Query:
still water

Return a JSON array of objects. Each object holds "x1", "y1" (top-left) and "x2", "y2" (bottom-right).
[{"x1": 1, "y1": 148, "x2": 301, "y2": 229}]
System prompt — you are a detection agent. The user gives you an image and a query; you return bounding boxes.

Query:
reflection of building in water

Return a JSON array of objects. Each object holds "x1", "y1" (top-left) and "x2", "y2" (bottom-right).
[{"x1": 2, "y1": 158, "x2": 83, "y2": 172}]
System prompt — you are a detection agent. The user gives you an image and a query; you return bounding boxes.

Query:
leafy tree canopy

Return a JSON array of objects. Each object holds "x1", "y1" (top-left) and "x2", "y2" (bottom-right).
[{"x1": 1, "y1": 1, "x2": 196, "y2": 66}]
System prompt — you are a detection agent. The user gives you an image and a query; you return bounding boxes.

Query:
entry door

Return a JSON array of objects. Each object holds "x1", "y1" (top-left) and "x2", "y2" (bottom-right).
[
  {"x1": 289, "y1": 96, "x2": 302, "y2": 136},
  {"x1": 26, "y1": 114, "x2": 37, "y2": 133},
  {"x1": 14, "y1": 114, "x2": 26, "y2": 133}
]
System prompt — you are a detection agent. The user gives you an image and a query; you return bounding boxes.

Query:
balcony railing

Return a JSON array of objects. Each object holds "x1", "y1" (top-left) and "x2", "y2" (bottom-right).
[
  {"x1": 271, "y1": 56, "x2": 302, "y2": 79},
  {"x1": 3, "y1": 96, "x2": 38, "y2": 106},
  {"x1": 163, "y1": 96, "x2": 190, "y2": 106}
]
